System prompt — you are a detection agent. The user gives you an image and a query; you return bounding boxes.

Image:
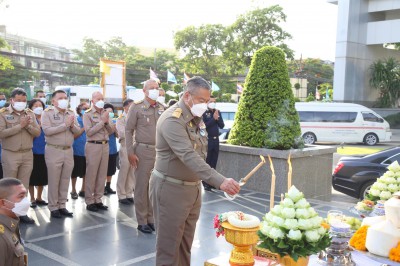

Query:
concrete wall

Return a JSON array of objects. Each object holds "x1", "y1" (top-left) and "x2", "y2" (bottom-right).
[{"x1": 216, "y1": 144, "x2": 336, "y2": 201}]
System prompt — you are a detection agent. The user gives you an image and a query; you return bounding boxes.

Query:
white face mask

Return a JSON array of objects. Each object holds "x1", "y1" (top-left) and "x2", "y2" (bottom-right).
[
  {"x1": 148, "y1": 89, "x2": 160, "y2": 101},
  {"x1": 39, "y1": 97, "x2": 46, "y2": 105},
  {"x1": 4, "y1": 197, "x2": 31, "y2": 217},
  {"x1": 208, "y1": 102, "x2": 216, "y2": 109},
  {"x1": 190, "y1": 96, "x2": 208, "y2": 117},
  {"x1": 157, "y1": 96, "x2": 165, "y2": 104},
  {"x1": 57, "y1": 99, "x2": 69, "y2": 110},
  {"x1": 95, "y1": 100, "x2": 105, "y2": 109},
  {"x1": 13, "y1": 101, "x2": 27, "y2": 111},
  {"x1": 33, "y1": 107, "x2": 43, "y2": 115}
]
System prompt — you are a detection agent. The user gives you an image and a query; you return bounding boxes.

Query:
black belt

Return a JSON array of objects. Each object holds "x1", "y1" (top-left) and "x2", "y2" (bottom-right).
[{"x1": 87, "y1": 140, "x2": 108, "y2": 144}]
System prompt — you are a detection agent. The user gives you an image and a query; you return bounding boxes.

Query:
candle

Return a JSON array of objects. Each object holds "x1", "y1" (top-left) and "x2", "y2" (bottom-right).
[
  {"x1": 287, "y1": 153, "x2": 292, "y2": 191},
  {"x1": 268, "y1": 155, "x2": 276, "y2": 211}
]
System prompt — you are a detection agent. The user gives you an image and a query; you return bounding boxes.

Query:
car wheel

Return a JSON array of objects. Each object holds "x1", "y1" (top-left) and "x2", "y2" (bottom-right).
[
  {"x1": 302, "y1": 132, "x2": 316, "y2": 145},
  {"x1": 359, "y1": 181, "x2": 375, "y2": 200},
  {"x1": 364, "y1": 133, "x2": 378, "y2": 146}
]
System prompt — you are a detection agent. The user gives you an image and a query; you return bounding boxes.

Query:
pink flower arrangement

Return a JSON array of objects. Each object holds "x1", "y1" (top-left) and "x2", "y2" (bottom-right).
[{"x1": 214, "y1": 214, "x2": 225, "y2": 238}]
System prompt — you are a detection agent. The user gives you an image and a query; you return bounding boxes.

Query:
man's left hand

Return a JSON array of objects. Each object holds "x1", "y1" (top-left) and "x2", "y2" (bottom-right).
[{"x1": 213, "y1": 110, "x2": 219, "y2": 120}]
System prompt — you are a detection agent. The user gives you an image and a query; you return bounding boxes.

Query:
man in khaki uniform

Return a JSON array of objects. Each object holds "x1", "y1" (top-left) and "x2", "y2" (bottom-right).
[
  {"x1": 116, "y1": 99, "x2": 134, "y2": 205},
  {"x1": 83, "y1": 91, "x2": 114, "y2": 212},
  {"x1": 42, "y1": 90, "x2": 80, "y2": 219},
  {"x1": 125, "y1": 79, "x2": 165, "y2": 234},
  {"x1": 0, "y1": 178, "x2": 29, "y2": 266},
  {"x1": 0, "y1": 88, "x2": 40, "y2": 224},
  {"x1": 150, "y1": 77, "x2": 240, "y2": 265}
]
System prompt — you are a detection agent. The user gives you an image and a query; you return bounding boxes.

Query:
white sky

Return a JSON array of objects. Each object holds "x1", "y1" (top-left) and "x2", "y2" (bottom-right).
[{"x1": 0, "y1": 0, "x2": 338, "y2": 61}]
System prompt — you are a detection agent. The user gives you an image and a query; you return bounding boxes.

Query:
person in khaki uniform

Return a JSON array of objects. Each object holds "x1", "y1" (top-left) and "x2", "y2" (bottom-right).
[
  {"x1": 150, "y1": 77, "x2": 240, "y2": 265},
  {"x1": 125, "y1": 79, "x2": 165, "y2": 234},
  {"x1": 83, "y1": 91, "x2": 114, "y2": 212},
  {"x1": 0, "y1": 88, "x2": 40, "y2": 224},
  {"x1": 0, "y1": 178, "x2": 30, "y2": 266},
  {"x1": 116, "y1": 99, "x2": 134, "y2": 205},
  {"x1": 41, "y1": 90, "x2": 80, "y2": 219}
]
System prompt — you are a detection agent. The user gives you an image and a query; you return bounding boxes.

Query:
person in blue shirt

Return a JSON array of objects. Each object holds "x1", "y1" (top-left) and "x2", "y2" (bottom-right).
[
  {"x1": 70, "y1": 102, "x2": 89, "y2": 199},
  {"x1": 28, "y1": 99, "x2": 48, "y2": 207},
  {"x1": 202, "y1": 96, "x2": 225, "y2": 191},
  {"x1": 104, "y1": 103, "x2": 118, "y2": 195}
]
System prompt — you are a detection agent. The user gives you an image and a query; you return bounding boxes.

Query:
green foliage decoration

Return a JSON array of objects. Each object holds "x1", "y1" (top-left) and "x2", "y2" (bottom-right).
[{"x1": 228, "y1": 46, "x2": 302, "y2": 149}]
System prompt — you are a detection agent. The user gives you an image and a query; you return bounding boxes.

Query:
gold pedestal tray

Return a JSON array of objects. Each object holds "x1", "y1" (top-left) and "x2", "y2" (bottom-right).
[
  {"x1": 222, "y1": 222, "x2": 260, "y2": 266},
  {"x1": 256, "y1": 246, "x2": 309, "y2": 266}
]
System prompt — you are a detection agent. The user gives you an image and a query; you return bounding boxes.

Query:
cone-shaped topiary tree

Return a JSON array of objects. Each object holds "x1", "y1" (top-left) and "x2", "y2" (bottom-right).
[{"x1": 228, "y1": 46, "x2": 303, "y2": 149}]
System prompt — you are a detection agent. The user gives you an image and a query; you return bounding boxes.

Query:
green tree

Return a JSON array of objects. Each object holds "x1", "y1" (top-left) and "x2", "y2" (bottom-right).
[
  {"x1": 0, "y1": 63, "x2": 37, "y2": 92},
  {"x1": 369, "y1": 57, "x2": 400, "y2": 107},
  {"x1": 228, "y1": 46, "x2": 302, "y2": 149},
  {"x1": 224, "y1": 5, "x2": 294, "y2": 74},
  {"x1": 0, "y1": 38, "x2": 13, "y2": 71}
]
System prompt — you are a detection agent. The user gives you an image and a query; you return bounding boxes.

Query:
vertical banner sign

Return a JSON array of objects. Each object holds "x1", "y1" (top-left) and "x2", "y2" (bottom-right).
[{"x1": 100, "y1": 58, "x2": 126, "y2": 103}]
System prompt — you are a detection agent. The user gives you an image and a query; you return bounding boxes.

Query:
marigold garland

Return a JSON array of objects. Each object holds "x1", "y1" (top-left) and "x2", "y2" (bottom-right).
[
  {"x1": 349, "y1": 225, "x2": 369, "y2": 251},
  {"x1": 389, "y1": 242, "x2": 400, "y2": 262}
]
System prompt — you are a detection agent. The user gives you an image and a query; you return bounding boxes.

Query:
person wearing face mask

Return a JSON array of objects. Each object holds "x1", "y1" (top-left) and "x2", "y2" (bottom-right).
[
  {"x1": 41, "y1": 90, "x2": 80, "y2": 219},
  {"x1": 0, "y1": 88, "x2": 40, "y2": 224},
  {"x1": 150, "y1": 76, "x2": 240, "y2": 265},
  {"x1": 125, "y1": 79, "x2": 165, "y2": 234},
  {"x1": 70, "y1": 102, "x2": 89, "y2": 200},
  {"x1": 116, "y1": 99, "x2": 135, "y2": 205},
  {"x1": 103, "y1": 103, "x2": 118, "y2": 195},
  {"x1": 35, "y1": 90, "x2": 47, "y2": 107},
  {"x1": 201, "y1": 96, "x2": 225, "y2": 191},
  {"x1": 83, "y1": 91, "x2": 114, "y2": 212},
  {"x1": 157, "y1": 88, "x2": 167, "y2": 108},
  {"x1": 0, "y1": 178, "x2": 29, "y2": 265},
  {"x1": 28, "y1": 99, "x2": 48, "y2": 208},
  {"x1": 0, "y1": 93, "x2": 7, "y2": 108}
]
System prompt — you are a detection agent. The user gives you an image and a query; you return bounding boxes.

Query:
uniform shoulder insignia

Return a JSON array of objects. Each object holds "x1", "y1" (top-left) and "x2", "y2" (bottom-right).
[
  {"x1": 26, "y1": 108, "x2": 33, "y2": 113},
  {"x1": 0, "y1": 224, "x2": 4, "y2": 234},
  {"x1": 0, "y1": 107, "x2": 6, "y2": 113},
  {"x1": 118, "y1": 114, "x2": 124, "y2": 119},
  {"x1": 134, "y1": 99, "x2": 144, "y2": 104},
  {"x1": 44, "y1": 106, "x2": 53, "y2": 112},
  {"x1": 172, "y1": 108, "x2": 182, "y2": 118},
  {"x1": 85, "y1": 107, "x2": 92, "y2": 113}
]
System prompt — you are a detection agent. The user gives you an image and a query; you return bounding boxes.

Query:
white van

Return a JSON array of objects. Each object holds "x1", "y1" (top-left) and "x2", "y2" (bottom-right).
[{"x1": 296, "y1": 102, "x2": 392, "y2": 146}]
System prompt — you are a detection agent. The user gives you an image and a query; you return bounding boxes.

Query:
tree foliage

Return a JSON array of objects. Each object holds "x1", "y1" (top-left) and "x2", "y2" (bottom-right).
[
  {"x1": 0, "y1": 38, "x2": 13, "y2": 71},
  {"x1": 369, "y1": 57, "x2": 400, "y2": 107},
  {"x1": 228, "y1": 46, "x2": 302, "y2": 149}
]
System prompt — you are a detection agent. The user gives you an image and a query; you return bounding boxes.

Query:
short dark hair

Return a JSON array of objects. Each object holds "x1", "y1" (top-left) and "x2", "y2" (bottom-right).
[
  {"x1": 10, "y1": 88, "x2": 26, "y2": 98},
  {"x1": 76, "y1": 102, "x2": 88, "y2": 116},
  {"x1": 168, "y1": 99, "x2": 178, "y2": 107},
  {"x1": 0, "y1": 92, "x2": 6, "y2": 97},
  {"x1": 36, "y1": 90, "x2": 45, "y2": 96},
  {"x1": 0, "y1": 178, "x2": 22, "y2": 199},
  {"x1": 123, "y1": 99, "x2": 133, "y2": 107},
  {"x1": 51, "y1": 90, "x2": 67, "y2": 98},
  {"x1": 28, "y1": 99, "x2": 45, "y2": 110},
  {"x1": 185, "y1": 76, "x2": 211, "y2": 95},
  {"x1": 104, "y1": 103, "x2": 114, "y2": 112}
]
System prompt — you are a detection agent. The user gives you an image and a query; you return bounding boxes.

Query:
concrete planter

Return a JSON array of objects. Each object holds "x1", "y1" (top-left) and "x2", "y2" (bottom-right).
[{"x1": 216, "y1": 144, "x2": 336, "y2": 201}]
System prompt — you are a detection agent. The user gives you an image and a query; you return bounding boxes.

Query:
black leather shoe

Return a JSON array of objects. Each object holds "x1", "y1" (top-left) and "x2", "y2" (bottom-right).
[
  {"x1": 78, "y1": 191, "x2": 85, "y2": 197},
  {"x1": 20, "y1": 215, "x2": 35, "y2": 224},
  {"x1": 119, "y1": 199, "x2": 131, "y2": 205},
  {"x1": 36, "y1": 200, "x2": 48, "y2": 206},
  {"x1": 137, "y1": 224, "x2": 152, "y2": 234},
  {"x1": 127, "y1": 197, "x2": 134, "y2": 203},
  {"x1": 86, "y1": 204, "x2": 98, "y2": 212},
  {"x1": 105, "y1": 187, "x2": 116, "y2": 194},
  {"x1": 59, "y1": 208, "x2": 73, "y2": 217},
  {"x1": 50, "y1": 210, "x2": 62, "y2": 219},
  {"x1": 148, "y1": 223, "x2": 155, "y2": 232},
  {"x1": 95, "y1": 203, "x2": 108, "y2": 210}
]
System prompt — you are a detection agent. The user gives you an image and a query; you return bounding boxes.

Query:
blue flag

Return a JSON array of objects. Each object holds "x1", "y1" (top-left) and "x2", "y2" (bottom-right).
[
  {"x1": 167, "y1": 70, "x2": 177, "y2": 84},
  {"x1": 211, "y1": 81, "x2": 220, "y2": 91}
]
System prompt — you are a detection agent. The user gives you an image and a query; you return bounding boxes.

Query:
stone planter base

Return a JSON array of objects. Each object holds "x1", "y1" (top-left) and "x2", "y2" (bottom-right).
[{"x1": 216, "y1": 144, "x2": 336, "y2": 201}]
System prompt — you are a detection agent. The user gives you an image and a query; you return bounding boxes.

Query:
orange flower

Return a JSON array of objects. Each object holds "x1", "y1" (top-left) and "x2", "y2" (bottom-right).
[
  {"x1": 349, "y1": 225, "x2": 369, "y2": 251},
  {"x1": 389, "y1": 242, "x2": 400, "y2": 262},
  {"x1": 321, "y1": 222, "x2": 330, "y2": 230}
]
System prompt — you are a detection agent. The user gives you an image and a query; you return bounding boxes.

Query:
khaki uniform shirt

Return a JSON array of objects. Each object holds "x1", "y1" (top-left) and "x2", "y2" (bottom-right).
[
  {"x1": 83, "y1": 107, "x2": 114, "y2": 141},
  {"x1": 116, "y1": 113, "x2": 133, "y2": 145},
  {"x1": 125, "y1": 99, "x2": 165, "y2": 155},
  {"x1": 0, "y1": 214, "x2": 26, "y2": 266},
  {"x1": 154, "y1": 98, "x2": 225, "y2": 188},
  {"x1": 41, "y1": 106, "x2": 81, "y2": 146},
  {"x1": 0, "y1": 105, "x2": 40, "y2": 151}
]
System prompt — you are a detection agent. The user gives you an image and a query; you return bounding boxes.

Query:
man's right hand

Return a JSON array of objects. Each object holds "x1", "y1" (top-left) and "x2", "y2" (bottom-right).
[
  {"x1": 101, "y1": 111, "x2": 109, "y2": 123},
  {"x1": 128, "y1": 153, "x2": 139, "y2": 168},
  {"x1": 220, "y1": 178, "x2": 240, "y2": 195},
  {"x1": 20, "y1": 115, "x2": 30, "y2": 128}
]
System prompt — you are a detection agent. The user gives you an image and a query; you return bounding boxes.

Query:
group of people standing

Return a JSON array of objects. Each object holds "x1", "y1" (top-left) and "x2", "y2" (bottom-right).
[{"x1": 0, "y1": 76, "x2": 241, "y2": 265}]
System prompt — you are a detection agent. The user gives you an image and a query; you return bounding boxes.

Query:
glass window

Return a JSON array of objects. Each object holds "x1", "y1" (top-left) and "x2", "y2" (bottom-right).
[
  {"x1": 382, "y1": 154, "x2": 400, "y2": 165},
  {"x1": 362, "y1": 112, "x2": 383, "y2": 123},
  {"x1": 220, "y1": 112, "x2": 235, "y2": 121},
  {"x1": 298, "y1": 111, "x2": 357, "y2": 123}
]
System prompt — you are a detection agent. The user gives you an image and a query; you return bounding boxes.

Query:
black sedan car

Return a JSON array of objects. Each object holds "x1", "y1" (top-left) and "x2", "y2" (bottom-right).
[{"x1": 332, "y1": 147, "x2": 400, "y2": 199}]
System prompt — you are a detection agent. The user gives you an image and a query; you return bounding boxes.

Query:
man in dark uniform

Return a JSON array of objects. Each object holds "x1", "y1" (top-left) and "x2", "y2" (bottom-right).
[{"x1": 202, "y1": 96, "x2": 224, "y2": 191}]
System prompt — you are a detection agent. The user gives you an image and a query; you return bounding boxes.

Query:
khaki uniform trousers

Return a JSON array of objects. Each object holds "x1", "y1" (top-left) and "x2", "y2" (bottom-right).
[
  {"x1": 150, "y1": 174, "x2": 201, "y2": 266},
  {"x1": 45, "y1": 145, "x2": 74, "y2": 211},
  {"x1": 2, "y1": 149, "x2": 33, "y2": 189},
  {"x1": 134, "y1": 144, "x2": 155, "y2": 225},
  {"x1": 85, "y1": 142, "x2": 109, "y2": 205},
  {"x1": 117, "y1": 142, "x2": 135, "y2": 200}
]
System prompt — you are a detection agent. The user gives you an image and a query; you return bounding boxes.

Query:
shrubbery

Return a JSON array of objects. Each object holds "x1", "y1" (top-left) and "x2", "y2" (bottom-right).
[{"x1": 228, "y1": 46, "x2": 303, "y2": 149}]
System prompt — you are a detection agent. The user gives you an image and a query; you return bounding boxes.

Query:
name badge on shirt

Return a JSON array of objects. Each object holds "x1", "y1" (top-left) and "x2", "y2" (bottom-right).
[
  {"x1": 200, "y1": 129, "x2": 206, "y2": 136},
  {"x1": 6, "y1": 115, "x2": 14, "y2": 120},
  {"x1": 53, "y1": 115, "x2": 60, "y2": 120},
  {"x1": 206, "y1": 113, "x2": 211, "y2": 118},
  {"x1": 158, "y1": 109, "x2": 163, "y2": 115}
]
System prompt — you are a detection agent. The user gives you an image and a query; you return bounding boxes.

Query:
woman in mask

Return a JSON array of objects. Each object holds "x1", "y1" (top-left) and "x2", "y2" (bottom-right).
[
  {"x1": 103, "y1": 103, "x2": 118, "y2": 195},
  {"x1": 28, "y1": 99, "x2": 48, "y2": 208}
]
